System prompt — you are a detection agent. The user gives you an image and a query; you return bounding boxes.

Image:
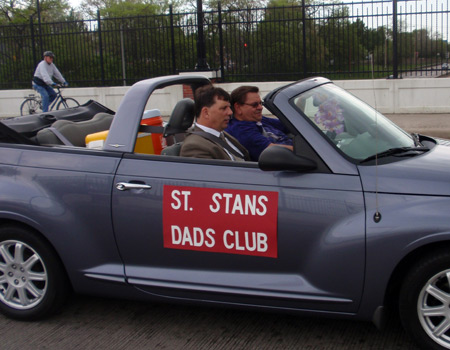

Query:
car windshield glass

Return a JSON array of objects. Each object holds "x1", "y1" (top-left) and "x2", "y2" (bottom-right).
[{"x1": 292, "y1": 84, "x2": 415, "y2": 161}]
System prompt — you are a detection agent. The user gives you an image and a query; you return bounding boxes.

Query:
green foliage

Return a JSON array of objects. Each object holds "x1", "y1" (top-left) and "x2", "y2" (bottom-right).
[
  {"x1": 78, "y1": 0, "x2": 182, "y2": 18},
  {"x1": 207, "y1": 0, "x2": 266, "y2": 11},
  {"x1": 267, "y1": 0, "x2": 311, "y2": 7},
  {"x1": 0, "y1": 0, "x2": 448, "y2": 88},
  {"x1": 317, "y1": 4, "x2": 366, "y2": 74},
  {"x1": 0, "y1": 0, "x2": 71, "y2": 24}
]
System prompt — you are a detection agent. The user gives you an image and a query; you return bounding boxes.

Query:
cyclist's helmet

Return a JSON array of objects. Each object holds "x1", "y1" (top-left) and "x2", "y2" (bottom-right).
[{"x1": 43, "y1": 51, "x2": 55, "y2": 58}]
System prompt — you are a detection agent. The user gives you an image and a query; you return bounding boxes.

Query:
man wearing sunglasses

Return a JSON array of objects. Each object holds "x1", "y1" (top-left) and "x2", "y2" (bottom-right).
[{"x1": 226, "y1": 86, "x2": 293, "y2": 161}]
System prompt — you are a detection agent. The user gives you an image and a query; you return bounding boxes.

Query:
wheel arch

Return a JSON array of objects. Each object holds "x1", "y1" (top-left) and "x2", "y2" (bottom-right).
[
  {"x1": 0, "y1": 218, "x2": 73, "y2": 291},
  {"x1": 384, "y1": 240, "x2": 450, "y2": 311}
]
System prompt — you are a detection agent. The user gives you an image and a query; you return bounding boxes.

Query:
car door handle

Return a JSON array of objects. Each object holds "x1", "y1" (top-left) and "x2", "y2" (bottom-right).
[{"x1": 115, "y1": 182, "x2": 152, "y2": 191}]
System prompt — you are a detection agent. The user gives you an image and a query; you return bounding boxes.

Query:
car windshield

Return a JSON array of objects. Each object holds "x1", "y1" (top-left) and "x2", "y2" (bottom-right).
[{"x1": 292, "y1": 84, "x2": 415, "y2": 161}]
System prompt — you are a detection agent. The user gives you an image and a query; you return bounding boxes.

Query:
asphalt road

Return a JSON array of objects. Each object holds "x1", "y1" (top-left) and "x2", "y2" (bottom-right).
[
  {"x1": 0, "y1": 295, "x2": 420, "y2": 350},
  {"x1": 386, "y1": 113, "x2": 450, "y2": 139}
]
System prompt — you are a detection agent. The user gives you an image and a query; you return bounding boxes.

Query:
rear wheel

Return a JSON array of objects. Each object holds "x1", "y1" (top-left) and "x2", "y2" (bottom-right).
[
  {"x1": 399, "y1": 251, "x2": 450, "y2": 349},
  {"x1": 56, "y1": 97, "x2": 80, "y2": 110},
  {"x1": 20, "y1": 98, "x2": 42, "y2": 116},
  {"x1": 0, "y1": 225, "x2": 70, "y2": 320}
]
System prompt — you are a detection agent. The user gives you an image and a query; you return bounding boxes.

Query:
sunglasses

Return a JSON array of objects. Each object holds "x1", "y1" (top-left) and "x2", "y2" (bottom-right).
[{"x1": 242, "y1": 101, "x2": 263, "y2": 108}]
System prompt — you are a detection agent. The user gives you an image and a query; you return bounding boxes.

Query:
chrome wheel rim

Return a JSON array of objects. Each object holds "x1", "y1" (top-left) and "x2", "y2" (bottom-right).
[
  {"x1": 418, "y1": 269, "x2": 450, "y2": 349},
  {"x1": 0, "y1": 240, "x2": 47, "y2": 310}
]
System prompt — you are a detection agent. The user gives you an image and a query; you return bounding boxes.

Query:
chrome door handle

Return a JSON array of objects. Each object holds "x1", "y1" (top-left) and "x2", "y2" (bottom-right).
[{"x1": 116, "y1": 182, "x2": 152, "y2": 191}]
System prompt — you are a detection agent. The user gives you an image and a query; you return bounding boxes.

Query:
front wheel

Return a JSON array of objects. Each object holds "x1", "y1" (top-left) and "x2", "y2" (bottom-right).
[
  {"x1": 20, "y1": 98, "x2": 42, "y2": 116},
  {"x1": 56, "y1": 97, "x2": 80, "y2": 110},
  {"x1": 0, "y1": 225, "x2": 70, "y2": 320},
  {"x1": 399, "y1": 250, "x2": 450, "y2": 349}
]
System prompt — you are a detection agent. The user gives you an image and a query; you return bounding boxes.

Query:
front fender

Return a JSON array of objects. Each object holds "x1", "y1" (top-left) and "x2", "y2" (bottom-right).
[{"x1": 358, "y1": 192, "x2": 450, "y2": 320}]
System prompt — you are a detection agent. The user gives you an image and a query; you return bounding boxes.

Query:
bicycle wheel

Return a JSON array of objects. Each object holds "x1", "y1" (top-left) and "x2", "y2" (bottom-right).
[
  {"x1": 56, "y1": 98, "x2": 80, "y2": 110},
  {"x1": 20, "y1": 98, "x2": 42, "y2": 116}
]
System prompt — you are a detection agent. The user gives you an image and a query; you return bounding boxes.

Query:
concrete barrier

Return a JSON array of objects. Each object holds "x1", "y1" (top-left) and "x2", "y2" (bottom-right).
[
  {"x1": 0, "y1": 85, "x2": 184, "y2": 118},
  {"x1": 1, "y1": 77, "x2": 450, "y2": 118}
]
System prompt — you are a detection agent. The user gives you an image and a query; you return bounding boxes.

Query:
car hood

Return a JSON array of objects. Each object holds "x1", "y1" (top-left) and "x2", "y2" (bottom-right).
[{"x1": 358, "y1": 144, "x2": 450, "y2": 196}]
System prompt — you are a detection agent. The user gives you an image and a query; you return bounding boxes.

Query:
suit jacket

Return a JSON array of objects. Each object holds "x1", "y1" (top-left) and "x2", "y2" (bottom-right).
[{"x1": 180, "y1": 126, "x2": 250, "y2": 161}]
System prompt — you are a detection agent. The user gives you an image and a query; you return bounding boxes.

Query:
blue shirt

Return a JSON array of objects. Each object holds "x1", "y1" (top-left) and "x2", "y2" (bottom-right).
[{"x1": 226, "y1": 116, "x2": 293, "y2": 161}]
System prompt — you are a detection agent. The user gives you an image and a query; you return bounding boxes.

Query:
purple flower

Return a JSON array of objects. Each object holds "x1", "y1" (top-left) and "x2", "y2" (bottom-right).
[{"x1": 314, "y1": 98, "x2": 344, "y2": 134}]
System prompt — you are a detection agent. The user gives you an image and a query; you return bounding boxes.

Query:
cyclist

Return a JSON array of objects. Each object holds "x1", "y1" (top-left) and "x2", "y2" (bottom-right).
[{"x1": 32, "y1": 51, "x2": 68, "y2": 112}]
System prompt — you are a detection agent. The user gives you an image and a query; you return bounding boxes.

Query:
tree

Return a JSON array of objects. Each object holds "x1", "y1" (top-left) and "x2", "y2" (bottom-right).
[
  {"x1": 0, "y1": 0, "x2": 73, "y2": 85},
  {"x1": 318, "y1": 4, "x2": 365, "y2": 76},
  {"x1": 251, "y1": 0, "x2": 325, "y2": 80},
  {"x1": 78, "y1": 0, "x2": 182, "y2": 18},
  {"x1": 0, "y1": 0, "x2": 71, "y2": 25}
]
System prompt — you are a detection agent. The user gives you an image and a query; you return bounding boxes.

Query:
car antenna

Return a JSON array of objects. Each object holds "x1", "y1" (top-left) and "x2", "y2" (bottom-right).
[{"x1": 370, "y1": 52, "x2": 382, "y2": 223}]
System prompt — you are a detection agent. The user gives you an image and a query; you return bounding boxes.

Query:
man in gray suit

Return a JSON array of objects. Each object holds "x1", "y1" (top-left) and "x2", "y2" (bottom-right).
[{"x1": 180, "y1": 85, "x2": 250, "y2": 161}]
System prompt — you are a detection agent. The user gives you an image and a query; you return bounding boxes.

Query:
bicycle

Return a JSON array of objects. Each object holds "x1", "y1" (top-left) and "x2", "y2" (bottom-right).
[{"x1": 20, "y1": 84, "x2": 80, "y2": 116}]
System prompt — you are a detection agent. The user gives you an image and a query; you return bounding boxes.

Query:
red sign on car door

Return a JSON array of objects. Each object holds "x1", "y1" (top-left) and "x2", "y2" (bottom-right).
[{"x1": 163, "y1": 185, "x2": 279, "y2": 258}]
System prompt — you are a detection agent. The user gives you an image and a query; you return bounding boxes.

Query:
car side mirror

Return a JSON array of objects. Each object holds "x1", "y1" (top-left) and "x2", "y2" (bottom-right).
[{"x1": 258, "y1": 145, "x2": 317, "y2": 172}]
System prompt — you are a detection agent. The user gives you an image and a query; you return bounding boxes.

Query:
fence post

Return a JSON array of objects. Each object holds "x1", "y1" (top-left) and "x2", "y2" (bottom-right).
[
  {"x1": 218, "y1": 2, "x2": 225, "y2": 81},
  {"x1": 302, "y1": 0, "x2": 307, "y2": 77},
  {"x1": 195, "y1": 0, "x2": 209, "y2": 70},
  {"x1": 37, "y1": 0, "x2": 42, "y2": 55},
  {"x1": 170, "y1": 5, "x2": 176, "y2": 74},
  {"x1": 30, "y1": 17, "x2": 38, "y2": 67},
  {"x1": 97, "y1": 10, "x2": 105, "y2": 86},
  {"x1": 120, "y1": 24, "x2": 126, "y2": 86},
  {"x1": 392, "y1": 0, "x2": 398, "y2": 78}
]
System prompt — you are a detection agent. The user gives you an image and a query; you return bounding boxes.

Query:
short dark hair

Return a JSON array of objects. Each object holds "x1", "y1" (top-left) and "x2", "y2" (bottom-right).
[
  {"x1": 230, "y1": 86, "x2": 259, "y2": 109},
  {"x1": 194, "y1": 85, "x2": 231, "y2": 118}
]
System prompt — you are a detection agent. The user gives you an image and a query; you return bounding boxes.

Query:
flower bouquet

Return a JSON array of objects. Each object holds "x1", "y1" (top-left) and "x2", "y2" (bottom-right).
[{"x1": 314, "y1": 98, "x2": 344, "y2": 134}]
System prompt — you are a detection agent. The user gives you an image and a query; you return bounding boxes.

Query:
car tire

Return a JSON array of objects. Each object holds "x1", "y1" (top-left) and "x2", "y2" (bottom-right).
[
  {"x1": 0, "y1": 225, "x2": 70, "y2": 320},
  {"x1": 399, "y1": 250, "x2": 450, "y2": 350}
]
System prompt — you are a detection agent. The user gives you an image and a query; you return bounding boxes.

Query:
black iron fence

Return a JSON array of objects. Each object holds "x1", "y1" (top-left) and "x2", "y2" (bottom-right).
[{"x1": 0, "y1": 0, "x2": 449, "y2": 89}]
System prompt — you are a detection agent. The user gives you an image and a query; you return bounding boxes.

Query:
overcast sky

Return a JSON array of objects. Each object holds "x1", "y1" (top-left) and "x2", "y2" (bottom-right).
[{"x1": 67, "y1": 0, "x2": 82, "y2": 8}]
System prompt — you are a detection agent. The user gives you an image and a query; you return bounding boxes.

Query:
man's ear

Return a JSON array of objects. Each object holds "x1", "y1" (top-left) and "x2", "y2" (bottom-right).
[{"x1": 200, "y1": 106, "x2": 210, "y2": 120}]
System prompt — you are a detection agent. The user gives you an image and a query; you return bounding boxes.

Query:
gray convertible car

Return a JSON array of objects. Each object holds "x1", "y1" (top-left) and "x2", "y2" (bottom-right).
[{"x1": 1, "y1": 75, "x2": 450, "y2": 350}]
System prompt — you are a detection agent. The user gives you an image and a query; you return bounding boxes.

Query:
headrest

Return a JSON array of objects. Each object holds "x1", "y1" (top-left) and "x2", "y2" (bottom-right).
[{"x1": 163, "y1": 98, "x2": 195, "y2": 137}]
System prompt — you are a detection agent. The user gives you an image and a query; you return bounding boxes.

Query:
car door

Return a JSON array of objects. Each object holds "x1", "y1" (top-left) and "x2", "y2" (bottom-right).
[{"x1": 112, "y1": 155, "x2": 365, "y2": 313}]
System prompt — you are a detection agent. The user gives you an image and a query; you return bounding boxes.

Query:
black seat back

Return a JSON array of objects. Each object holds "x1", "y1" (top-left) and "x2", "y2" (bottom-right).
[
  {"x1": 163, "y1": 98, "x2": 195, "y2": 140},
  {"x1": 161, "y1": 98, "x2": 195, "y2": 156}
]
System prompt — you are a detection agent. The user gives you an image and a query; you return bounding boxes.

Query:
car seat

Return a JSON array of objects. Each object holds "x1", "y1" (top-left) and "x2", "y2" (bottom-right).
[
  {"x1": 35, "y1": 112, "x2": 114, "y2": 147},
  {"x1": 161, "y1": 98, "x2": 195, "y2": 156}
]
